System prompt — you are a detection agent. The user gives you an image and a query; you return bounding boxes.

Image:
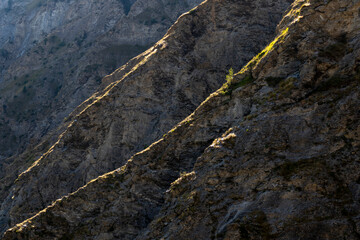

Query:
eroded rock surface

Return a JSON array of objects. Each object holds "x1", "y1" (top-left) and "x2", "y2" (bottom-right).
[
  {"x1": 3, "y1": 0, "x2": 360, "y2": 239},
  {"x1": 0, "y1": 0, "x2": 202, "y2": 159},
  {"x1": 0, "y1": 0, "x2": 292, "y2": 234}
]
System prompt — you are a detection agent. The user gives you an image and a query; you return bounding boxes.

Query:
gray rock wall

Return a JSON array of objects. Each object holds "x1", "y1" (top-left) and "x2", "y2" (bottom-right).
[{"x1": 0, "y1": 0, "x2": 292, "y2": 235}]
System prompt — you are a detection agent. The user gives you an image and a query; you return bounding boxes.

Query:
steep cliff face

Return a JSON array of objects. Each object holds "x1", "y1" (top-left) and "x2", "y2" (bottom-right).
[
  {"x1": 0, "y1": 0, "x2": 293, "y2": 234},
  {"x1": 3, "y1": 0, "x2": 360, "y2": 239},
  {"x1": 0, "y1": 0, "x2": 202, "y2": 159}
]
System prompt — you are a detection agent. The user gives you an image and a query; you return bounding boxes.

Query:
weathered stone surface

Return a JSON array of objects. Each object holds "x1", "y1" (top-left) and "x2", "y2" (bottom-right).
[
  {"x1": 3, "y1": 0, "x2": 360, "y2": 239},
  {"x1": 0, "y1": 0, "x2": 292, "y2": 235},
  {"x1": 0, "y1": 0, "x2": 202, "y2": 159},
  {"x1": 138, "y1": 0, "x2": 360, "y2": 238}
]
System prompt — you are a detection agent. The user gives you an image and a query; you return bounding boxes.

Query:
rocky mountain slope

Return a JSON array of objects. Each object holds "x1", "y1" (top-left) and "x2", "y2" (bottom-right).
[
  {"x1": 0, "y1": 0, "x2": 202, "y2": 159},
  {"x1": 3, "y1": 0, "x2": 360, "y2": 239},
  {"x1": 0, "y1": 0, "x2": 293, "y2": 234}
]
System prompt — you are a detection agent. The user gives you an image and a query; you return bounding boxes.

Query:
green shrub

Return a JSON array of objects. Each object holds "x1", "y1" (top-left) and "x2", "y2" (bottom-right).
[{"x1": 226, "y1": 68, "x2": 234, "y2": 85}]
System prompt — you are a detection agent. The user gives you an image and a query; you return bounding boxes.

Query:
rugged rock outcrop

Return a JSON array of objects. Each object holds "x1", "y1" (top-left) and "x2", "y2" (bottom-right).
[
  {"x1": 3, "y1": 0, "x2": 360, "y2": 239},
  {"x1": 0, "y1": 0, "x2": 202, "y2": 159},
  {"x1": 0, "y1": 0, "x2": 293, "y2": 234}
]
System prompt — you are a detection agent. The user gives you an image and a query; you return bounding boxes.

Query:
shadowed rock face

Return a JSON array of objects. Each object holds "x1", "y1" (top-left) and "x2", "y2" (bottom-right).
[
  {"x1": 0, "y1": 0, "x2": 203, "y2": 159},
  {"x1": 3, "y1": 0, "x2": 360, "y2": 239},
  {"x1": 0, "y1": 0, "x2": 293, "y2": 235}
]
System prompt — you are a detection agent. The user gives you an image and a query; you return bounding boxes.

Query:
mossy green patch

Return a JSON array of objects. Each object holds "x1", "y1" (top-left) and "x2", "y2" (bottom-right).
[
  {"x1": 219, "y1": 74, "x2": 254, "y2": 95},
  {"x1": 219, "y1": 27, "x2": 289, "y2": 95}
]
